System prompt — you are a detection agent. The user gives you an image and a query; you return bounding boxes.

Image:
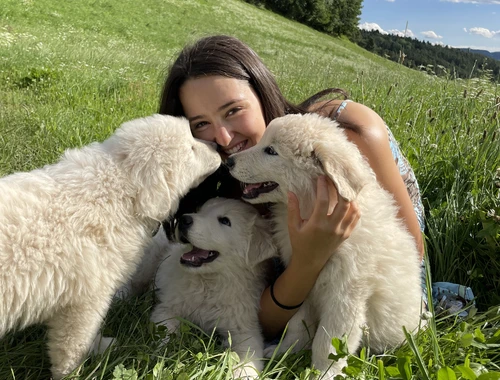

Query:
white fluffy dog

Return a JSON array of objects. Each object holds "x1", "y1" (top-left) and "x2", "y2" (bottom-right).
[
  {"x1": 151, "y1": 197, "x2": 276, "y2": 379},
  {"x1": 0, "y1": 114, "x2": 220, "y2": 379},
  {"x1": 227, "y1": 113, "x2": 423, "y2": 378}
]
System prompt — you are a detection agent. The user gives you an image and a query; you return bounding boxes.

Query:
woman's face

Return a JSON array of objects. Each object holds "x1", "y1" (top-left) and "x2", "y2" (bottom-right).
[{"x1": 179, "y1": 76, "x2": 267, "y2": 159}]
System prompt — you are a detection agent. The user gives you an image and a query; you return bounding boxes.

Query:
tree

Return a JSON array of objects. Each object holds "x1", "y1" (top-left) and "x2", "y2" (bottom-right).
[{"x1": 243, "y1": 0, "x2": 363, "y2": 40}]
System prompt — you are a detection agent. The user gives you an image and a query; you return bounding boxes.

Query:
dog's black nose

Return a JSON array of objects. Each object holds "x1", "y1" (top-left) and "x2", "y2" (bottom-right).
[{"x1": 225, "y1": 156, "x2": 235, "y2": 170}]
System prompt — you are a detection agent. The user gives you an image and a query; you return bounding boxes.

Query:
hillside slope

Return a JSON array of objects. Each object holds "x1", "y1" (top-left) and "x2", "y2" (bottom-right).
[{"x1": 0, "y1": 0, "x2": 432, "y2": 106}]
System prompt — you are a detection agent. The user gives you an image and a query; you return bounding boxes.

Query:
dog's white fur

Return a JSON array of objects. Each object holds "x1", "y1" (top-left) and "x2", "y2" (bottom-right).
[
  {"x1": 116, "y1": 224, "x2": 171, "y2": 298},
  {"x1": 151, "y1": 197, "x2": 276, "y2": 379},
  {"x1": 0, "y1": 114, "x2": 220, "y2": 379},
  {"x1": 228, "y1": 113, "x2": 423, "y2": 378}
]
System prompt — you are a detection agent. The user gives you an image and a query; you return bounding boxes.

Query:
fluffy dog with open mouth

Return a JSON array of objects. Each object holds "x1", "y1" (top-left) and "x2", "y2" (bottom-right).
[
  {"x1": 0, "y1": 114, "x2": 220, "y2": 379},
  {"x1": 151, "y1": 197, "x2": 276, "y2": 379},
  {"x1": 226, "y1": 113, "x2": 423, "y2": 378}
]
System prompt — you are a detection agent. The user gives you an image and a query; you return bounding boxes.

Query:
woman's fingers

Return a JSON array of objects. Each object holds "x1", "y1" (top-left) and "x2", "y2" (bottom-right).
[
  {"x1": 312, "y1": 176, "x2": 360, "y2": 234},
  {"x1": 326, "y1": 176, "x2": 339, "y2": 215},
  {"x1": 287, "y1": 191, "x2": 303, "y2": 231},
  {"x1": 338, "y1": 200, "x2": 360, "y2": 237},
  {"x1": 311, "y1": 176, "x2": 330, "y2": 221},
  {"x1": 328, "y1": 189, "x2": 352, "y2": 229},
  {"x1": 289, "y1": 176, "x2": 361, "y2": 240},
  {"x1": 286, "y1": 176, "x2": 361, "y2": 269}
]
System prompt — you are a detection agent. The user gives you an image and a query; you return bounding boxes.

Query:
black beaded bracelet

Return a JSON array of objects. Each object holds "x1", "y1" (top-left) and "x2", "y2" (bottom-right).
[{"x1": 270, "y1": 282, "x2": 304, "y2": 310}]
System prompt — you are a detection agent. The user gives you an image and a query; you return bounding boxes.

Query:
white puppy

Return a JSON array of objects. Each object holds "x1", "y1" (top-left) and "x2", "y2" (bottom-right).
[
  {"x1": 0, "y1": 114, "x2": 220, "y2": 379},
  {"x1": 227, "y1": 113, "x2": 423, "y2": 378},
  {"x1": 151, "y1": 197, "x2": 276, "y2": 379}
]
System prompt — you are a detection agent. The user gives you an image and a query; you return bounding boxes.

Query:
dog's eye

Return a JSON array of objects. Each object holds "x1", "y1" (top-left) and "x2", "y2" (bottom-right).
[
  {"x1": 218, "y1": 216, "x2": 231, "y2": 226},
  {"x1": 264, "y1": 146, "x2": 278, "y2": 155}
]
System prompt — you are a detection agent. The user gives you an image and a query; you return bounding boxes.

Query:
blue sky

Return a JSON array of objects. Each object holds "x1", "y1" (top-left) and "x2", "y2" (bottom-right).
[{"x1": 359, "y1": 0, "x2": 500, "y2": 52}]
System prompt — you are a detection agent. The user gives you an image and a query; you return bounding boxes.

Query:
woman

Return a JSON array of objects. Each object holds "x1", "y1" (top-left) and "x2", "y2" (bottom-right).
[{"x1": 159, "y1": 35, "x2": 426, "y2": 340}]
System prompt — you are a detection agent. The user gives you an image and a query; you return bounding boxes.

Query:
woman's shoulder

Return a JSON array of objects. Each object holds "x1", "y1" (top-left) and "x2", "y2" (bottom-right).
[
  {"x1": 308, "y1": 99, "x2": 389, "y2": 142},
  {"x1": 307, "y1": 99, "x2": 344, "y2": 118}
]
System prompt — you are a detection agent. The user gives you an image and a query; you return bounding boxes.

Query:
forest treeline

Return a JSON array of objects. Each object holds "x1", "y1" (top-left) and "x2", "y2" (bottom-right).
[
  {"x1": 243, "y1": 0, "x2": 499, "y2": 82},
  {"x1": 358, "y1": 30, "x2": 500, "y2": 81},
  {"x1": 243, "y1": 0, "x2": 362, "y2": 39}
]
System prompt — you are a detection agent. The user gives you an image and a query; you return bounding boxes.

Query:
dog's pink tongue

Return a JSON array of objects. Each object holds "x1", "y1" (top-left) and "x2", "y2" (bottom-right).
[
  {"x1": 243, "y1": 183, "x2": 262, "y2": 194},
  {"x1": 181, "y1": 247, "x2": 210, "y2": 262}
]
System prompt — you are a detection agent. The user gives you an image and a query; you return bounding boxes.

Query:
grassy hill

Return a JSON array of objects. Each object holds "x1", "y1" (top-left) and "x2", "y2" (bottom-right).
[
  {"x1": 1, "y1": 0, "x2": 499, "y2": 379},
  {"x1": 1, "y1": 0, "x2": 441, "y2": 176}
]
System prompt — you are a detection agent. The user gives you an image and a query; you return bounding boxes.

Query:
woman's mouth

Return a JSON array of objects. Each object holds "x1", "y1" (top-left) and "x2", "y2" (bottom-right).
[{"x1": 223, "y1": 140, "x2": 247, "y2": 155}]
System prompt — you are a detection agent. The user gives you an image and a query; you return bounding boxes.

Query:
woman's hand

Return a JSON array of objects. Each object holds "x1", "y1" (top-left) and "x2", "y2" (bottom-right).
[
  {"x1": 287, "y1": 176, "x2": 360, "y2": 269},
  {"x1": 258, "y1": 176, "x2": 360, "y2": 339}
]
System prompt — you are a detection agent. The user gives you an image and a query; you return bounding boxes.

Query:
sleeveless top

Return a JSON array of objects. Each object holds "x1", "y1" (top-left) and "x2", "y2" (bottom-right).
[{"x1": 333, "y1": 100, "x2": 425, "y2": 232}]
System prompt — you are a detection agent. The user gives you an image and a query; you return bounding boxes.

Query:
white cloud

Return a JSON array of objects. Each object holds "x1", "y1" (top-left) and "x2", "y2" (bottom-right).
[
  {"x1": 386, "y1": 0, "x2": 396, "y2": 2},
  {"x1": 358, "y1": 23, "x2": 414, "y2": 37},
  {"x1": 441, "y1": 0, "x2": 500, "y2": 4},
  {"x1": 359, "y1": 22, "x2": 387, "y2": 34},
  {"x1": 468, "y1": 27, "x2": 500, "y2": 38},
  {"x1": 421, "y1": 31, "x2": 443, "y2": 39}
]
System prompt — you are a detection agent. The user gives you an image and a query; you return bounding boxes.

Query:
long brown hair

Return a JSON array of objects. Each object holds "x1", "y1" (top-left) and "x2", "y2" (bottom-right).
[{"x1": 159, "y1": 35, "x2": 347, "y2": 235}]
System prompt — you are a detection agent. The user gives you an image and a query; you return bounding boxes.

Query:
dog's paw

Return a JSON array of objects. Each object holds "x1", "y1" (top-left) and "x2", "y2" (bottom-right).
[{"x1": 263, "y1": 344, "x2": 278, "y2": 358}]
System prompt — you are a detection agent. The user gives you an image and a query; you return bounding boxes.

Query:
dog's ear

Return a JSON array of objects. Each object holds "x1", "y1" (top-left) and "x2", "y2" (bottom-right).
[
  {"x1": 132, "y1": 160, "x2": 172, "y2": 220},
  {"x1": 245, "y1": 215, "x2": 276, "y2": 266},
  {"x1": 312, "y1": 140, "x2": 372, "y2": 202},
  {"x1": 106, "y1": 117, "x2": 176, "y2": 221}
]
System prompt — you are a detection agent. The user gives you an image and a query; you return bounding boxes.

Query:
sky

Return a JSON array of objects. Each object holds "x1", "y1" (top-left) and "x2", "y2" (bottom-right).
[{"x1": 359, "y1": 0, "x2": 500, "y2": 53}]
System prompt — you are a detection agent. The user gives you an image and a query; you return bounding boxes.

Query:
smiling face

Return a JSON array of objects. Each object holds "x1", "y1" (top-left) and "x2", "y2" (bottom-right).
[{"x1": 179, "y1": 76, "x2": 267, "y2": 159}]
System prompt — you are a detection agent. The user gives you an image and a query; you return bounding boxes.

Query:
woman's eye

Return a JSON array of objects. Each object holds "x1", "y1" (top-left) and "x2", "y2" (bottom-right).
[
  {"x1": 192, "y1": 121, "x2": 209, "y2": 131},
  {"x1": 227, "y1": 107, "x2": 242, "y2": 117},
  {"x1": 218, "y1": 216, "x2": 231, "y2": 226},
  {"x1": 264, "y1": 146, "x2": 278, "y2": 155}
]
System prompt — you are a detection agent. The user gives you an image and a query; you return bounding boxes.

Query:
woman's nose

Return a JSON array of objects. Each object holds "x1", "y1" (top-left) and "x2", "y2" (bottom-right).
[{"x1": 214, "y1": 124, "x2": 233, "y2": 147}]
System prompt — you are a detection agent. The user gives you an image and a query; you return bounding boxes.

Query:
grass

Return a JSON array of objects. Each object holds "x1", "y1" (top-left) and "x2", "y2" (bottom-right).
[{"x1": 1, "y1": 0, "x2": 499, "y2": 378}]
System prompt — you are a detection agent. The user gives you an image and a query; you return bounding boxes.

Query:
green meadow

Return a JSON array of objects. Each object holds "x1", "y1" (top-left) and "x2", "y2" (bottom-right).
[{"x1": 1, "y1": 0, "x2": 499, "y2": 378}]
